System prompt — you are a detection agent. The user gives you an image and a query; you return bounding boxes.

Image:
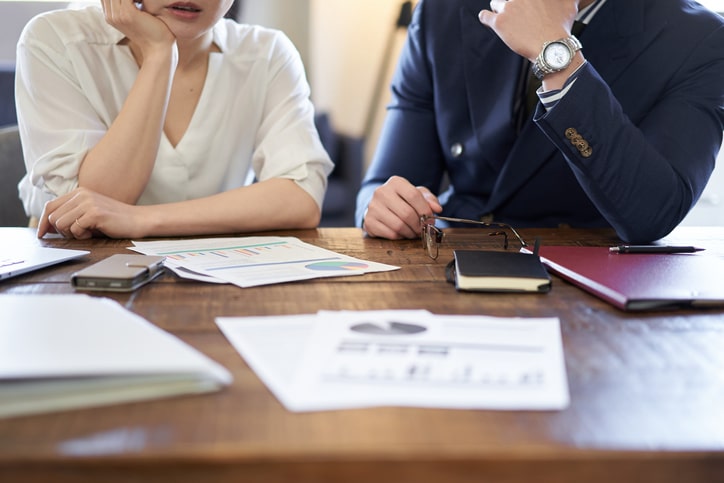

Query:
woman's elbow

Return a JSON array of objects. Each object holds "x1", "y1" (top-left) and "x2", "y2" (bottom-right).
[{"x1": 296, "y1": 205, "x2": 322, "y2": 229}]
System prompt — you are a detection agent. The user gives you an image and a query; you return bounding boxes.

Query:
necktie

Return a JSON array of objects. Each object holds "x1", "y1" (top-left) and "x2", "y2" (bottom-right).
[{"x1": 519, "y1": 20, "x2": 586, "y2": 130}]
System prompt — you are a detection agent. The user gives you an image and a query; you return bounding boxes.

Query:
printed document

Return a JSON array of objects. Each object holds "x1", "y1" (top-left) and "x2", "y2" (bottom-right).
[
  {"x1": 216, "y1": 310, "x2": 569, "y2": 412},
  {"x1": 131, "y1": 237, "x2": 399, "y2": 287}
]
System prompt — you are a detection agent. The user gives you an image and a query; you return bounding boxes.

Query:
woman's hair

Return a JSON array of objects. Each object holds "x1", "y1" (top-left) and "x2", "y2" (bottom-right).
[{"x1": 224, "y1": 1, "x2": 241, "y2": 20}]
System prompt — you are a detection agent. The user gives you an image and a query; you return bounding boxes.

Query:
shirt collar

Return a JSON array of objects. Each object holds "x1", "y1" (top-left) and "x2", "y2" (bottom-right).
[{"x1": 577, "y1": 0, "x2": 607, "y2": 24}]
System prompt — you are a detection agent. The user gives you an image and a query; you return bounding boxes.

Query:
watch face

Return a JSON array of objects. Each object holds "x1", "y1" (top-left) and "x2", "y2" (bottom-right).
[{"x1": 543, "y1": 42, "x2": 572, "y2": 70}]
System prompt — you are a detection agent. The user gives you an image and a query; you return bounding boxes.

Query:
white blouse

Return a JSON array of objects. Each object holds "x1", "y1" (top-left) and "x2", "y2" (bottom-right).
[{"x1": 16, "y1": 6, "x2": 333, "y2": 219}]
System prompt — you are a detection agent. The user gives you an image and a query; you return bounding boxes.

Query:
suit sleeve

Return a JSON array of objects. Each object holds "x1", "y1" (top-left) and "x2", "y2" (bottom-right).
[
  {"x1": 536, "y1": 26, "x2": 724, "y2": 243},
  {"x1": 355, "y1": 0, "x2": 447, "y2": 227}
]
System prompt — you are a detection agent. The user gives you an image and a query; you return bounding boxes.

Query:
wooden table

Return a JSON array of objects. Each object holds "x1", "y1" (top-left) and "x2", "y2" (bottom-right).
[{"x1": 1, "y1": 226, "x2": 723, "y2": 483}]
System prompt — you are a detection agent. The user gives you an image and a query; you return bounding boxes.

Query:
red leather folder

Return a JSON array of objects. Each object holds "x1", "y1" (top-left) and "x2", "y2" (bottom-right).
[{"x1": 534, "y1": 246, "x2": 724, "y2": 311}]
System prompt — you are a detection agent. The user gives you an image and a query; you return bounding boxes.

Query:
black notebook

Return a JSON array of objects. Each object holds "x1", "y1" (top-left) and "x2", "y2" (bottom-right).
[{"x1": 452, "y1": 250, "x2": 551, "y2": 293}]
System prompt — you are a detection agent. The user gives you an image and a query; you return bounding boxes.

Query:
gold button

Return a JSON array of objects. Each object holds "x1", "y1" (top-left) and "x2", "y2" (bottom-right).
[
  {"x1": 576, "y1": 140, "x2": 589, "y2": 151},
  {"x1": 581, "y1": 147, "x2": 593, "y2": 158},
  {"x1": 565, "y1": 128, "x2": 578, "y2": 139}
]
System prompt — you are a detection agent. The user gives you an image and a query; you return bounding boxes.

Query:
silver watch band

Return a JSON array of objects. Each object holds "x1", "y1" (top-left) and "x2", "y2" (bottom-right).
[{"x1": 531, "y1": 35, "x2": 582, "y2": 80}]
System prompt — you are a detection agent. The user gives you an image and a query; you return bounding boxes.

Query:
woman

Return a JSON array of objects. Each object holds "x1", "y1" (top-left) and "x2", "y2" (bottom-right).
[{"x1": 16, "y1": 0, "x2": 333, "y2": 239}]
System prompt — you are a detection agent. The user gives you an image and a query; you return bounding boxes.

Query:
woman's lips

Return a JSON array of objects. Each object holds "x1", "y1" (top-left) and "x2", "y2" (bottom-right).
[{"x1": 166, "y1": 2, "x2": 202, "y2": 19}]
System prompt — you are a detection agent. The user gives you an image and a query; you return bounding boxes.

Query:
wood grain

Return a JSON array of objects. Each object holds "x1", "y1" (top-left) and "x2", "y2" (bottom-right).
[{"x1": 1, "y1": 227, "x2": 723, "y2": 483}]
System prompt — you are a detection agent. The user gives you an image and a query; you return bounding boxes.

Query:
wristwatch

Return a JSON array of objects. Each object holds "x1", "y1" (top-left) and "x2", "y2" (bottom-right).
[{"x1": 531, "y1": 35, "x2": 582, "y2": 80}]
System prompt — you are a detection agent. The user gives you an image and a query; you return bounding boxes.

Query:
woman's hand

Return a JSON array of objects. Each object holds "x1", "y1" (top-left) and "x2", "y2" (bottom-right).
[
  {"x1": 100, "y1": 0, "x2": 176, "y2": 59},
  {"x1": 37, "y1": 188, "x2": 150, "y2": 240}
]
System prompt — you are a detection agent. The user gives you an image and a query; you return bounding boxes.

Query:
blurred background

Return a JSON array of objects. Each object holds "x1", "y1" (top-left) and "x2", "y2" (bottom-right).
[{"x1": 1, "y1": 0, "x2": 722, "y2": 226}]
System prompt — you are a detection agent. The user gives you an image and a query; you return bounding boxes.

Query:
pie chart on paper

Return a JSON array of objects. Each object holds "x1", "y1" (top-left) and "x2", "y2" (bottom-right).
[
  {"x1": 350, "y1": 321, "x2": 428, "y2": 336},
  {"x1": 305, "y1": 261, "x2": 369, "y2": 272}
]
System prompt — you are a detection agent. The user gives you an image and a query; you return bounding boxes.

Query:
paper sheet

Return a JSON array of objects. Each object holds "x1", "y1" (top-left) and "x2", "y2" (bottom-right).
[
  {"x1": 216, "y1": 311, "x2": 569, "y2": 412},
  {"x1": 131, "y1": 236, "x2": 399, "y2": 287}
]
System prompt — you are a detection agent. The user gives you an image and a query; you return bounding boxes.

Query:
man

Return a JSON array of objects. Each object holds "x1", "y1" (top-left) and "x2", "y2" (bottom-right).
[{"x1": 356, "y1": 0, "x2": 724, "y2": 243}]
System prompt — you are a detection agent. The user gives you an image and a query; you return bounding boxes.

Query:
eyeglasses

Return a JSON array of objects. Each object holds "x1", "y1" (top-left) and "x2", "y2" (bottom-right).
[{"x1": 420, "y1": 215, "x2": 528, "y2": 260}]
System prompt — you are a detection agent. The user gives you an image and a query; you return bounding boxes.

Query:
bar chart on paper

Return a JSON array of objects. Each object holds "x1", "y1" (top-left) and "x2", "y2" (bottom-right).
[
  {"x1": 325, "y1": 338, "x2": 549, "y2": 389},
  {"x1": 158, "y1": 239, "x2": 303, "y2": 264},
  {"x1": 280, "y1": 312, "x2": 571, "y2": 411}
]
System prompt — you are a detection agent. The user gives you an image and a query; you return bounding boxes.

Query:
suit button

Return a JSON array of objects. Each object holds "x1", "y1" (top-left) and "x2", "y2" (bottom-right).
[
  {"x1": 450, "y1": 143, "x2": 464, "y2": 158},
  {"x1": 565, "y1": 128, "x2": 592, "y2": 157}
]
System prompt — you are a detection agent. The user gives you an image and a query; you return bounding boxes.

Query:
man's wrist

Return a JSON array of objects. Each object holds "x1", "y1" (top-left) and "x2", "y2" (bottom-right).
[{"x1": 541, "y1": 53, "x2": 586, "y2": 91}]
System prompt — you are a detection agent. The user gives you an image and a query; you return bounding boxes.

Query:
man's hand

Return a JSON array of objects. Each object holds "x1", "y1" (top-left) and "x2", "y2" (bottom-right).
[
  {"x1": 362, "y1": 176, "x2": 442, "y2": 240},
  {"x1": 478, "y1": 0, "x2": 578, "y2": 62}
]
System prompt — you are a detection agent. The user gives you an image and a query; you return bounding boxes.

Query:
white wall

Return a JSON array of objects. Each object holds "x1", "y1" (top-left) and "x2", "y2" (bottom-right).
[
  {"x1": 238, "y1": 0, "x2": 398, "y2": 162},
  {"x1": 239, "y1": 0, "x2": 310, "y2": 83},
  {"x1": 699, "y1": 0, "x2": 724, "y2": 13},
  {"x1": 309, "y1": 0, "x2": 408, "y2": 164},
  {"x1": 680, "y1": 146, "x2": 724, "y2": 226},
  {"x1": 0, "y1": 2, "x2": 70, "y2": 65},
  {"x1": 309, "y1": 0, "x2": 402, "y2": 134}
]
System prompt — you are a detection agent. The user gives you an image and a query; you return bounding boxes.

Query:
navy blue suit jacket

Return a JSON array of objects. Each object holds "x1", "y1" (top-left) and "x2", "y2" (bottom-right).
[{"x1": 356, "y1": 0, "x2": 724, "y2": 242}]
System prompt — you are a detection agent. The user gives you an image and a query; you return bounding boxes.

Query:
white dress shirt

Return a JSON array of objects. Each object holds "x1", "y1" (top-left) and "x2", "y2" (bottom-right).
[{"x1": 16, "y1": 6, "x2": 333, "y2": 219}]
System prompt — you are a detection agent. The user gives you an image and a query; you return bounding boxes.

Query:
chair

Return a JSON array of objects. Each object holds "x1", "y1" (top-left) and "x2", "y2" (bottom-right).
[
  {"x1": 0, "y1": 65, "x2": 16, "y2": 128},
  {"x1": 0, "y1": 125, "x2": 29, "y2": 227},
  {"x1": 315, "y1": 113, "x2": 364, "y2": 227}
]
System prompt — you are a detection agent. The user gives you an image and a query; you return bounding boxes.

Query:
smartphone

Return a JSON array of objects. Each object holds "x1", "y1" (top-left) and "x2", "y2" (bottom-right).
[{"x1": 71, "y1": 254, "x2": 165, "y2": 292}]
